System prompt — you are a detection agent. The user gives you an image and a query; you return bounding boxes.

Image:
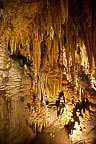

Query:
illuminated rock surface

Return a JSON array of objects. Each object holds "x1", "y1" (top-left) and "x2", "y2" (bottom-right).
[{"x1": 0, "y1": 0, "x2": 96, "y2": 144}]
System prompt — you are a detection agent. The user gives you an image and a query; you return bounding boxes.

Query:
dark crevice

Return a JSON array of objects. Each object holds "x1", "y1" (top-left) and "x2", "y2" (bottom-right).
[{"x1": 10, "y1": 51, "x2": 33, "y2": 66}]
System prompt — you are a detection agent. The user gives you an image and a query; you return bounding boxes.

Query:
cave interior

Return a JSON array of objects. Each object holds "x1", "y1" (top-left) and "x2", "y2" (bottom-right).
[{"x1": 0, "y1": 0, "x2": 96, "y2": 144}]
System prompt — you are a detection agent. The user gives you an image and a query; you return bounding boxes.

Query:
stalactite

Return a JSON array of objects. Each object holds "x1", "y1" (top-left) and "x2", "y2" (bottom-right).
[
  {"x1": 33, "y1": 37, "x2": 37, "y2": 76},
  {"x1": 65, "y1": 0, "x2": 68, "y2": 22},
  {"x1": 83, "y1": 28, "x2": 92, "y2": 72},
  {"x1": 82, "y1": 0, "x2": 93, "y2": 72},
  {"x1": 65, "y1": 25, "x2": 69, "y2": 71},
  {"x1": 0, "y1": 0, "x2": 70, "y2": 73},
  {"x1": 10, "y1": 35, "x2": 14, "y2": 55},
  {"x1": 60, "y1": 0, "x2": 65, "y2": 24},
  {"x1": 1, "y1": 0, "x2": 94, "y2": 75},
  {"x1": 37, "y1": 41, "x2": 41, "y2": 71},
  {"x1": 83, "y1": 0, "x2": 92, "y2": 28},
  {"x1": 92, "y1": 9, "x2": 96, "y2": 72},
  {"x1": 59, "y1": 38, "x2": 63, "y2": 68},
  {"x1": 71, "y1": 36, "x2": 76, "y2": 72}
]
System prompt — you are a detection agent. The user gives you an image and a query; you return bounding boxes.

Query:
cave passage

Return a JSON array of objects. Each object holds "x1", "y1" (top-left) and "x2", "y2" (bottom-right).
[{"x1": 0, "y1": 0, "x2": 96, "y2": 144}]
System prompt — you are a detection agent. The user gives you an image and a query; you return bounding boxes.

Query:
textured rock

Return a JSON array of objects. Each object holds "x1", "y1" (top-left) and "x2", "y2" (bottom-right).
[{"x1": 0, "y1": 0, "x2": 96, "y2": 144}]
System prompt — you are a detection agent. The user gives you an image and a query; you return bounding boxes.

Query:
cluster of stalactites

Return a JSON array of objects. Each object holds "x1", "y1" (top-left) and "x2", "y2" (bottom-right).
[
  {"x1": 0, "y1": 0, "x2": 68, "y2": 76},
  {"x1": 1, "y1": 0, "x2": 96, "y2": 75},
  {"x1": 82, "y1": 0, "x2": 96, "y2": 73}
]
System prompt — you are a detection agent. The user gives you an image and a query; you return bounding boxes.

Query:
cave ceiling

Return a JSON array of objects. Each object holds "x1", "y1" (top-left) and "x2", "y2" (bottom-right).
[{"x1": 0, "y1": 0, "x2": 96, "y2": 72}]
